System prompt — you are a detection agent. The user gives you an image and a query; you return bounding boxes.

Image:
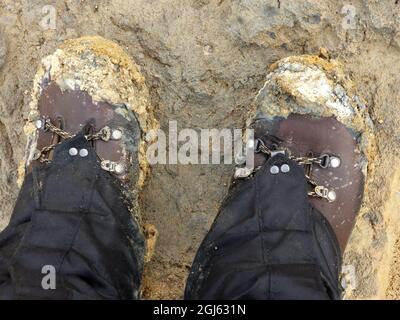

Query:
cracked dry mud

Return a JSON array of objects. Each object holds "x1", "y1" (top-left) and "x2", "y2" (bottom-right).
[{"x1": 1, "y1": 0, "x2": 400, "y2": 299}]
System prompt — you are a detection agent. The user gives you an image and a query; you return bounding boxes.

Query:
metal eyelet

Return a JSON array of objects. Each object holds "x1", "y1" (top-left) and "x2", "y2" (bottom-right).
[
  {"x1": 33, "y1": 149, "x2": 42, "y2": 160},
  {"x1": 101, "y1": 160, "x2": 125, "y2": 175},
  {"x1": 111, "y1": 129, "x2": 123, "y2": 140},
  {"x1": 99, "y1": 126, "x2": 111, "y2": 141},
  {"x1": 319, "y1": 154, "x2": 330, "y2": 168},
  {"x1": 329, "y1": 156, "x2": 341, "y2": 168},
  {"x1": 234, "y1": 167, "x2": 253, "y2": 179},
  {"x1": 319, "y1": 154, "x2": 341, "y2": 169},
  {"x1": 314, "y1": 186, "x2": 337, "y2": 202}
]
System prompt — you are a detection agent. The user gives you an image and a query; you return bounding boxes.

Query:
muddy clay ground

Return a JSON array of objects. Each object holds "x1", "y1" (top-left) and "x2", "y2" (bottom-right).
[{"x1": 1, "y1": 0, "x2": 400, "y2": 299}]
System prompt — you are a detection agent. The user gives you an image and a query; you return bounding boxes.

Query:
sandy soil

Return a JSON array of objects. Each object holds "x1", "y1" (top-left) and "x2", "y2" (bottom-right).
[{"x1": 1, "y1": 0, "x2": 400, "y2": 299}]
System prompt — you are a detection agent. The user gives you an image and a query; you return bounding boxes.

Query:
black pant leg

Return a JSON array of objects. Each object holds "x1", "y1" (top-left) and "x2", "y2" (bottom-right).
[
  {"x1": 185, "y1": 154, "x2": 342, "y2": 300},
  {"x1": 0, "y1": 134, "x2": 144, "y2": 299}
]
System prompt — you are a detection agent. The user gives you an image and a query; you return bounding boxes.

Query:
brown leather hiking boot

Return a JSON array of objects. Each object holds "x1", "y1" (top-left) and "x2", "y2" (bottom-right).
[
  {"x1": 1, "y1": 37, "x2": 158, "y2": 300},
  {"x1": 185, "y1": 55, "x2": 373, "y2": 300},
  {"x1": 22, "y1": 36, "x2": 158, "y2": 201},
  {"x1": 235, "y1": 55, "x2": 374, "y2": 252},
  {"x1": 20, "y1": 37, "x2": 159, "y2": 265}
]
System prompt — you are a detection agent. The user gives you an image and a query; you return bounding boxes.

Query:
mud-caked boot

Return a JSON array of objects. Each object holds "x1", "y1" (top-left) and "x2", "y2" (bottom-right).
[
  {"x1": 185, "y1": 54, "x2": 374, "y2": 300},
  {"x1": 0, "y1": 36, "x2": 157, "y2": 299}
]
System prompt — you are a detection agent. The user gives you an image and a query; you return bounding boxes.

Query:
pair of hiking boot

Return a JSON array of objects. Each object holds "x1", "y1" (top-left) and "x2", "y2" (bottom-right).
[{"x1": 13, "y1": 37, "x2": 369, "y2": 299}]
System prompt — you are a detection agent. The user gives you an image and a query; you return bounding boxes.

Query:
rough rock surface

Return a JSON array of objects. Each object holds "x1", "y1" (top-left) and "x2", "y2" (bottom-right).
[{"x1": 1, "y1": 0, "x2": 400, "y2": 299}]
